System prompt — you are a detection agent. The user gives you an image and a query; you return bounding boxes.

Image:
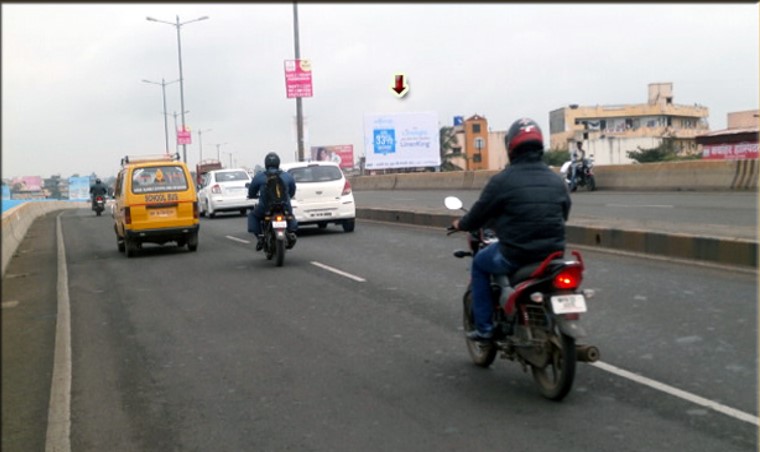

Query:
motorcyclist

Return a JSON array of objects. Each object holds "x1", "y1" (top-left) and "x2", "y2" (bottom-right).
[
  {"x1": 247, "y1": 152, "x2": 298, "y2": 251},
  {"x1": 451, "y1": 118, "x2": 571, "y2": 341},
  {"x1": 569, "y1": 141, "x2": 586, "y2": 188},
  {"x1": 89, "y1": 178, "x2": 108, "y2": 210}
]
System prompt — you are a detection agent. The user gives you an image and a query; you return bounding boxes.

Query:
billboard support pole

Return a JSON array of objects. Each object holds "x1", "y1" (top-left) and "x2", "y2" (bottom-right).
[{"x1": 293, "y1": 3, "x2": 305, "y2": 162}]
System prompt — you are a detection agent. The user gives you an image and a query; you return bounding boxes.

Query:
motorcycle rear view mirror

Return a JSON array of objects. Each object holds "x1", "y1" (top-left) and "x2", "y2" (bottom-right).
[{"x1": 444, "y1": 196, "x2": 464, "y2": 211}]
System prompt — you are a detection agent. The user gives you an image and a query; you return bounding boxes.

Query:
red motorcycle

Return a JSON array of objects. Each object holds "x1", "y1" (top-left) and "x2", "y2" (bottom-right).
[{"x1": 445, "y1": 196, "x2": 599, "y2": 401}]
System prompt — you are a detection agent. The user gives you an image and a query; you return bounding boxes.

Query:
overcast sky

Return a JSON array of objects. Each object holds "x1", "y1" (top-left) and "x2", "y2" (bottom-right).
[{"x1": 2, "y1": 3, "x2": 758, "y2": 179}]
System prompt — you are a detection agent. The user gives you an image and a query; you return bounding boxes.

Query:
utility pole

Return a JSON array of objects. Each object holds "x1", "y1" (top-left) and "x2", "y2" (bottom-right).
[{"x1": 293, "y1": 2, "x2": 304, "y2": 162}]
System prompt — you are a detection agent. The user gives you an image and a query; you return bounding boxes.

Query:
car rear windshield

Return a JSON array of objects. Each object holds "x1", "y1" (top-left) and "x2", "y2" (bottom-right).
[
  {"x1": 131, "y1": 165, "x2": 188, "y2": 193},
  {"x1": 216, "y1": 171, "x2": 250, "y2": 182},
  {"x1": 288, "y1": 166, "x2": 343, "y2": 183}
]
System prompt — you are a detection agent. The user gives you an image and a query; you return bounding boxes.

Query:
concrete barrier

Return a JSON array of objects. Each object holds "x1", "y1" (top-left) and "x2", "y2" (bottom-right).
[
  {"x1": 356, "y1": 207, "x2": 757, "y2": 269},
  {"x1": 2, "y1": 201, "x2": 86, "y2": 277},
  {"x1": 349, "y1": 160, "x2": 758, "y2": 191}
]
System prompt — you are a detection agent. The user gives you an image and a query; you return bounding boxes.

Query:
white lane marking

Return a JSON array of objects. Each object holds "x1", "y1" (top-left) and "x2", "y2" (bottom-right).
[
  {"x1": 605, "y1": 204, "x2": 674, "y2": 208},
  {"x1": 226, "y1": 235, "x2": 250, "y2": 244},
  {"x1": 311, "y1": 261, "x2": 366, "y2": 282},
  {"x1": 46, "y1": 214, "x2": 71, "y2": 452},
  {"x1": 592, "y1": 361, "x2": 759, "y2": 426}
]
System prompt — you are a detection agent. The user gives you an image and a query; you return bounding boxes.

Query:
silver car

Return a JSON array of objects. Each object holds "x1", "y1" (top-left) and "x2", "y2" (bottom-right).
[{"x1": 197, "y1": 168, "x2": 256, "y2": 218}]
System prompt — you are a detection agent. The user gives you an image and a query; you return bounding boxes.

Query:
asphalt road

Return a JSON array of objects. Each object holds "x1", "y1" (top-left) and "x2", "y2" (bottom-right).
[
  {"x1": 353, "y1": 190, "x2": 758, "y2": 240},
  {"x1": 2, "y1": 209, "x2": 757, "y2": 451}
]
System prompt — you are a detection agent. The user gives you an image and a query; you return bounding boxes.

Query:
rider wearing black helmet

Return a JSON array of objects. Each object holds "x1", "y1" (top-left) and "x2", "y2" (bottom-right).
[
  {"x1": 451, "y1": 118, "x2": 571, "y2": 341},
  {"x1": 89, "y1": 177, "x2": 108, "y2": 209},
  {"x1": 247, "y1": 152, "x2": 298, "y2": 251}
]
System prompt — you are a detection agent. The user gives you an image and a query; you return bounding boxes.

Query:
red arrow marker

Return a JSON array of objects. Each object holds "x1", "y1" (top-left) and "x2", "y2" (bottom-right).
[{"x1": 390, "y1": 73, "x2": 409, "y2": 98}]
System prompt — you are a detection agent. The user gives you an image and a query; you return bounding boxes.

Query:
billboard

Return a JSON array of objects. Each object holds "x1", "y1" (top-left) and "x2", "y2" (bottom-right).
[
  {"x1": 310, "y1": 145, "x2": 354, "y2": 169},
  {"x1": 702, "y1": 142, "x2": 758, "y2": 160},
  {"x1": 363, "y1": 112, "x2": 441, "y2": 170},
  {"x1": 68, "y1": 177, "x2": 90, "y2": 200}
]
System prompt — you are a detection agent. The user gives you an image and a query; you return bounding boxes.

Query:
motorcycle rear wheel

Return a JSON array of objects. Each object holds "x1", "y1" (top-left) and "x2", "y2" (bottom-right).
[
  {"x1": 275, "y1": 239, "x2": 285, "y2": 267},
  {"x1": 462, "y1": 288, "x2": 497, "y2": 368},
  {"x1": 587, "y1": 175, "x2": 596, "y2": 191},
  {"x1": 531, "y1": 330, "x2": 577, "y2": 401}
]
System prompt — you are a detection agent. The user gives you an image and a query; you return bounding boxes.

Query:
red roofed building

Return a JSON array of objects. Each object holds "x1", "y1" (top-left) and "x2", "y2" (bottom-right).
[{"x1": 697, "y1": 109, "x2": 758, "y2": 160}]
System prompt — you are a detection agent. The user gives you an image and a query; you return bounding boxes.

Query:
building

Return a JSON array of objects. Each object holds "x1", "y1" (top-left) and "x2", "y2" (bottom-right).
[
  {"x1": 463, "y1": 114, "x2": 490, "y2": 170},
  {"x1": 696, "y1": 109, "x2": 758, "y2": 160},
  {"x1": 549, "y1": 83, "x2": 710, "y2": 165}
]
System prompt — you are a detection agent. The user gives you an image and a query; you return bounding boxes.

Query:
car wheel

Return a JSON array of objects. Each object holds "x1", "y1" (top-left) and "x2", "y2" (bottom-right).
[
  {"x1": 240, "y1": 209, "x2": 247, "y2": 216},
  {"x1": 187, "y1": 231, "x2": 199, "y2": 252},
  {"x1": 318, "y1": 222, "x2": 328, "y2": 229},
  {"x1": 342, "y1": 219, "x2": 355, "y2": 233},
  {"x1": 117, "y1": 236, "x2": 125, "y2": 252},
  {"x1": 125, "y1": 237, "x2": 138, "y2": 258}
]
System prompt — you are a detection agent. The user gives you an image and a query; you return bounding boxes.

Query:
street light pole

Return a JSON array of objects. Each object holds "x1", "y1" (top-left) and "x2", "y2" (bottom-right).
[
  {"x1": 147, "y1": 14, "x2": 209, "y2": 163},
  {"x1": 293, "y1": 3, "x2": 305, "y2": 162},
  {"x1": 142, "y1": 78, "x2": 179, "y2": 154},
  {"x1": 209, "y1": 142, "x2": 229, "y2": 162},
  {"x1": 197, "y1": 128, "x2": 212, "y2": 162}
]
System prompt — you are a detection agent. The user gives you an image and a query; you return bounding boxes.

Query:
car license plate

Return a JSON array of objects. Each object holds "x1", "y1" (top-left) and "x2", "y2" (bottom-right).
[
  {"x1": 149, "y1": 208, "x2": 174, "y2": 218},
  {"x1": 272, "y1": 220, "x2": 287, "y2": 228},
  {"x1": 310, "y1": 212, "x2": 333, "y2": 218},
  {"x1": 550, "y1": 294, "x2": 587, "y2": 314}
]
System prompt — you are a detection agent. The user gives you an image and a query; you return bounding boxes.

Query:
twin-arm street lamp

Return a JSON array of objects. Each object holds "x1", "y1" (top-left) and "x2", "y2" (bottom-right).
[
  {"x1": 142, "y1": 78, "x2": 179, "y2": 154},
  {"x1": 146, "y1": 14, "x2": 209, "y2": 163},
  {"x1": 208, "y1": 142, "x2": 229, "y2": 161},
  {"x1": 197, "y1": 128, "x2": 212, "y2": 162}
]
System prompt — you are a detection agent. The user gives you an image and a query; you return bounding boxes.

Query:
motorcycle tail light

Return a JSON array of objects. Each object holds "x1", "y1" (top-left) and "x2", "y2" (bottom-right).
[
  {"x1": 553, "y1": 267, "x2": 582, "y2": 289},
  {"x1": 342, "y1": 179, "x2": 352, "y2": 196},
  {"x1": 125, "y1": 207, "x2": 132, "y2": 225},
  {"x1": 211, "y1": 184, "x2": 222, "y2": 194},
  {"x1": 275, "y1": 215, "x2": 284, "y2": 222}
]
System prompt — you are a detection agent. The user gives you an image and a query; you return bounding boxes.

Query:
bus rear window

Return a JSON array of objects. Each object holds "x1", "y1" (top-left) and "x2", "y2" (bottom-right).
[{"x1": 131, "y1": 165, "x2": 188, "y2": 193}]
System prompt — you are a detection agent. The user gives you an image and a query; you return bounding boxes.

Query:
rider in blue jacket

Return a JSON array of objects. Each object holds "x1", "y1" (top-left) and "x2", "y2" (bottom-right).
[{"x1": 247, "y1": 152, "x2": 298, "y2": 250}]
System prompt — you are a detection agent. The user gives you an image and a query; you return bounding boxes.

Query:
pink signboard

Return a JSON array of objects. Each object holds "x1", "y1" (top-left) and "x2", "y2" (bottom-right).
[
  {"x1": 284, "y1": 59, "x2": 313, "y2": 98},
  {"x1": 311, "y1": 144, "x2": 354, "y2": 169},
  {"x1": 177, "y1": 128, "x2": 192, "y2": 145},
  {"x1": 702, "y1": 142, "x2": 758, "y2": 160}
]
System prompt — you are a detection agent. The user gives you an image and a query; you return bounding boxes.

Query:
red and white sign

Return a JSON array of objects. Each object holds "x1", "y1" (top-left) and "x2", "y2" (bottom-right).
[
  {"x1": 702, "y1": 142, "x2": 758, "y2": 160},
  {"x1": 177, "y1": 128, "x2": 192, "y2": 145},
  {"x1": 311, "y1": 144, "x2": 354, "y2": 169},
  {"x1": 284, "y1": 59, "x2": 313, "y2": 98}
]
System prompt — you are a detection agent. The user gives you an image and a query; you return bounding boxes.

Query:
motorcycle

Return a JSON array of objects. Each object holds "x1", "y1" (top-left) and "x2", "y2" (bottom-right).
[
  {"x1": 260, "y1": 203, "x2": 295, "y2": 267},
  {"x1": 560, "y1": 158, "x2": 596, "y2": 192},
  {"x1": 93, "y1": 195, "x2": 106, "y2": 216},
  {"x1": 445, "y1": 196, "x2": 599, "y2": 401}
]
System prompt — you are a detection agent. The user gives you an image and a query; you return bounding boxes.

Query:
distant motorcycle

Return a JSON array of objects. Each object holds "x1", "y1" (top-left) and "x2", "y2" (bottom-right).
[
  {"x1": 560, "y1": 158, "x2": 596, "y2": 192},
  {"x1": 93, "y1": 195, "x2": 106, "y2": 216},
  {"x1": 445, "y1": 196, "x2": 599, "y2": 401}
]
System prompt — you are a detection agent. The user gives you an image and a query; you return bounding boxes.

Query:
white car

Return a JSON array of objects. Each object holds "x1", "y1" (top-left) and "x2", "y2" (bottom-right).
[
  {"x1": 281, "y1": 161, "x2": 356, "y2": 232},
  {"x1": 197, "y1": 168, "x2": 256, "y2": 218}
]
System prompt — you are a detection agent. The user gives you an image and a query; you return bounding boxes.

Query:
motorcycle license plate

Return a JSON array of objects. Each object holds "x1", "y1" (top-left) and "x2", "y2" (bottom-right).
[
  {"x1": 551, "y1": 294, "x2": 587, "y2": 314},
  {"x1": 272, "y1": 220, "x2": 287, "y2": 228}
]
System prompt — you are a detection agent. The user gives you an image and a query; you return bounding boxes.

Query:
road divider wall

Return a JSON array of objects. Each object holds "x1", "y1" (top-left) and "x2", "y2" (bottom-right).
[
  {"x1": 2, "y1": 201, "x2": 86, "y2": 277},
  {"x1": 349, "y1": 160, "x2": 758, "y2": 191},
  {"x1": 356, "y1": 207, "x2": 757, "y2": 269}
]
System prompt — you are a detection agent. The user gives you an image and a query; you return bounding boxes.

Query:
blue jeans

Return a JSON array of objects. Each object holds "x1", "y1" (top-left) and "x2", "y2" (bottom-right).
[{"x1": 470, "y1": 242, "x2": 518, "y2": 335}]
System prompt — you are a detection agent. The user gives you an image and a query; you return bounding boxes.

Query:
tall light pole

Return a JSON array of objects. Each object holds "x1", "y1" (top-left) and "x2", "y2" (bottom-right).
[
  {"x1": 146, "y1": 14, "x2": 209, "y2": 164},
  {"x1": 209, "y1": 142, "x2": 229, "y2": 162},
  {"x1": 293, "y1": 3, "x2": 305, "y2": 161},
  {"x1": 142, "y1": 78, "x2": 179, "y2": 154},
  {"x1": 223, "y1": 151, "x2": 235, "y2": 168},
  {"x1": 197, "y1": 128, "x2": 212, "y2": 163}
]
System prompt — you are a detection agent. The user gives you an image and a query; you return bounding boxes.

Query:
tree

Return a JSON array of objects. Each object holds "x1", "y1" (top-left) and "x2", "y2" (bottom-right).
[
  {"x1": 627, "y1": 138, "x2": 700, "y2": 163},
  {"x1": 439, "y1": 126, "x2": 463, "y2": 171},
  {"x1": 543, "y1": 149, "x2": 570, "y2": 167}
]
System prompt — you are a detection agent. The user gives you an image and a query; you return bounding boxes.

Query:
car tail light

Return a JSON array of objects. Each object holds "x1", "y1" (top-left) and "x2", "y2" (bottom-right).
[
  {"x1": 124, "y1": 207, "x2": 132, "y2": 225},
  {"x1": 342, "y1": 179, "x2": 352, "y2": 196},
  {"x1": 553, "y1": 266, "x2": 582, "y2": 289},
  {"x1": 211, "y1": 184, "x2": 222, "y2": 194},
  {"x1": 193, "y1": 202, "x2": 199, "y2": 219}
]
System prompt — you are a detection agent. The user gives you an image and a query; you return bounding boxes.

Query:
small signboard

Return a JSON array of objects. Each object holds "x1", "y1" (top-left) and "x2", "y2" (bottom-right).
[
  {"x1": 177, "y1": 128, "x2": 192, "y2": 145},
  {"x1": 284, "y1": 59, "x2": 313, "y2": 98}
]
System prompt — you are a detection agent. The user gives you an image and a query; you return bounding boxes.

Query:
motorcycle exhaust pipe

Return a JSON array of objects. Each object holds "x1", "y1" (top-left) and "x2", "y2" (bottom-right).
[{"x1": 576, "y1": 344, "x2": 600, "y2": 363}]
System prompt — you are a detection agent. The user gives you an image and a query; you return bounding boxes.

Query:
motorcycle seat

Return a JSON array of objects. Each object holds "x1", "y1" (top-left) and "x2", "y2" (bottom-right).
[{"x1": 508, "y1": 259, "x2": 567, "y2": 286}]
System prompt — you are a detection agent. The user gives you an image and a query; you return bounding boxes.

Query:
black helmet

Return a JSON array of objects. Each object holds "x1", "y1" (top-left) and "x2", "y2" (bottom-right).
[
  {"x1": 505, "y1": 118, "x2": 544, "y2": 160},
  {"x1": 264, "y1": 152, "x2": 280, "y2": 169},
  {"x1": 95, "y1": 178, "x2": 102, "y2": 184}
]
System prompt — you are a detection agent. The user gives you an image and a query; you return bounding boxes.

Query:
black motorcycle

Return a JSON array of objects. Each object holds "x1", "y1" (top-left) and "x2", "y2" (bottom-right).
[
  {"x1": 260, "y1": 203, "x2": 295, "y2": 267},
  {"x1": 445, "y1": 196, "x2": 599, "y2": 401}
]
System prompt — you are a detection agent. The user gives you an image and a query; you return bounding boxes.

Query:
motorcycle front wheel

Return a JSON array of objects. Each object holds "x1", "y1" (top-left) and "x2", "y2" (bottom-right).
[
  {"x1": 531, "y1": 330, "x2": 577, "y2": 401},
  {"x1": 587, "y1": 175, "x2": 596, "y2": 191},
  {"x1": 462, "y1": 288, "x2": 497, "y2": 368}
]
